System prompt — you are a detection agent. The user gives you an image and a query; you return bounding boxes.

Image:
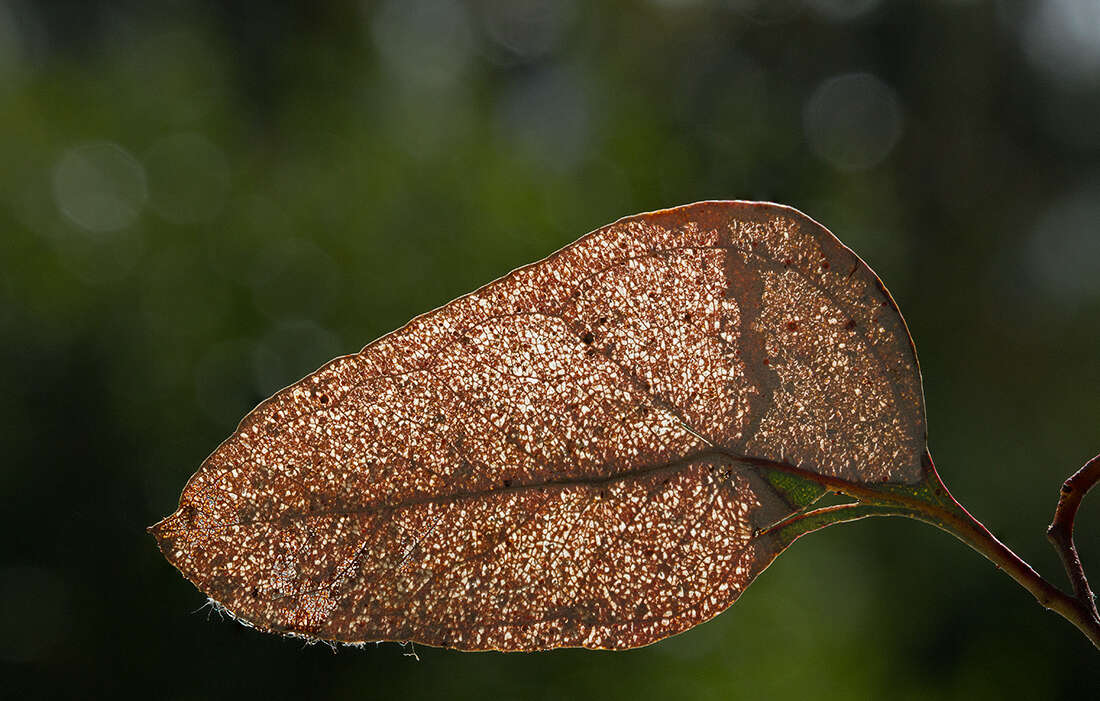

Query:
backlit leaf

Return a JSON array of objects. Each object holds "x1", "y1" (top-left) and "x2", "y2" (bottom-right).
[{"x1": 151, "y1": 201, "x2": 927, "y2": 650}]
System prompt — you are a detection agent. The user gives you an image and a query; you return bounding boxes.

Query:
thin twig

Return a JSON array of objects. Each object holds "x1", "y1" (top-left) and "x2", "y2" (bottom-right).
[
  {"x1": 712, "y1": 446, "x2": 1100, "y2": 647},
  {"x1": 1047, "y1": 454, "x2": 1100, "y2": 620}
]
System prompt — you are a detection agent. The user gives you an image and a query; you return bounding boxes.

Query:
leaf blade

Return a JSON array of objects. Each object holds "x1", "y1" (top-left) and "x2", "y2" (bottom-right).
[{"x1": 152, "y1": 201, "x2": 927, "y2": 650}]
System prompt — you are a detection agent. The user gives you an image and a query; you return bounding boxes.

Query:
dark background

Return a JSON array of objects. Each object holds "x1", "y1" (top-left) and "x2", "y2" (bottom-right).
[{"x1": 2, "y1": 0, "x2": 1099, "y2": 698}]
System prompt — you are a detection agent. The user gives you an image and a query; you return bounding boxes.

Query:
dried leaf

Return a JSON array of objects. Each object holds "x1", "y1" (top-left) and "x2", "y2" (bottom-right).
[{"x1": 151, "y1": 201, "x2": 927, "y2": 650}]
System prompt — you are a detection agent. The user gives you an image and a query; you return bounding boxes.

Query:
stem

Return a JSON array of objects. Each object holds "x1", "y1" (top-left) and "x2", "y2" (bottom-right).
[
  {"x1": 723, "y1": 446, "x2": 1100, "y2": 647},
  {"x1": 911, "y1": 461, "x2": 1100, "y2": 649},
  {"x1": 1047, "y1": 455, "x2": 1100, "y2": 621},
  {"x1": 832, "y1": 452, "x2": 1100, "y2": 650}
]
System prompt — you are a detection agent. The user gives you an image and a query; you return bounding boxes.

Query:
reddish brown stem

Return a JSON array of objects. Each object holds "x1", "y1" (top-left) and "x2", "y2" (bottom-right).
[
  {"x1": 1046, "y1": 454, "x2": 1100, "y2": 621},
  {"x1": 719, "y1": 447, "x2": 1100, "y2": 648},
  {"x1": 911, "y1": 461, "x2": 1100, "y2": 650}
]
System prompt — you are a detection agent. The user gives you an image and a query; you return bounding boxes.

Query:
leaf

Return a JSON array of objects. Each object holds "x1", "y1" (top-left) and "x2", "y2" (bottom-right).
[{"x1": 150, "y1": 201, "x2": 927, "y2": 651}]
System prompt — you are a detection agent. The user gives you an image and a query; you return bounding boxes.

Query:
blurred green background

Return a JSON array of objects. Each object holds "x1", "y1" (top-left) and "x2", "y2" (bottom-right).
[{"x1": 2, "y1": 0, "x2": 1099, "y2": 698}]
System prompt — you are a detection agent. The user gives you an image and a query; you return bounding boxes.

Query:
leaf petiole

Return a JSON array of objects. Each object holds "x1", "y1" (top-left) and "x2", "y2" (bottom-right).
[
  {"x1": 763, "y1": 502, "x2": 917, "y2": 545},
  {"x1": 763, "y1": 451, "x2": 1100, "y2": 649}
]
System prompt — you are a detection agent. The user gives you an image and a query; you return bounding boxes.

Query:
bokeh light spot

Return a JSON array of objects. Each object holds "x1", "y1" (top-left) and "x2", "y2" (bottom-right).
[
  {"x1": 803, "y1": 72, "x2": 902, "y2": 172},
  {"x1": 52, "y1": 142, "x2": 147, "y2": 233},
  {"x1": 496, "y1": 66, "x2": 591, "y2": 172},
  {"x1": 1027, "y1": 181, "x2": 1100, "y2": 305},
  {"x1": 368, "y1": 0, "x2": 475, "y2": 89},
  {"x1": 1022, "y1": 0, "x2": 1100, "y2": 88},
  {"x1": 481, "y1": 0, "x2": 575, "y2": 61}
]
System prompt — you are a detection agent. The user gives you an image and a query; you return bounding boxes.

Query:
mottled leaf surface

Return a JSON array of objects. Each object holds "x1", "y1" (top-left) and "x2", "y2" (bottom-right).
[{"x1": 151, "y1": 201, "x2": 926, "y2": 650}]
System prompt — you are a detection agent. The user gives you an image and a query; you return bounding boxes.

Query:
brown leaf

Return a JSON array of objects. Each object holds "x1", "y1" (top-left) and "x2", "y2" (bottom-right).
[{"x1": 150, "y1": 201, "x2": 926, "y2": 650}]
